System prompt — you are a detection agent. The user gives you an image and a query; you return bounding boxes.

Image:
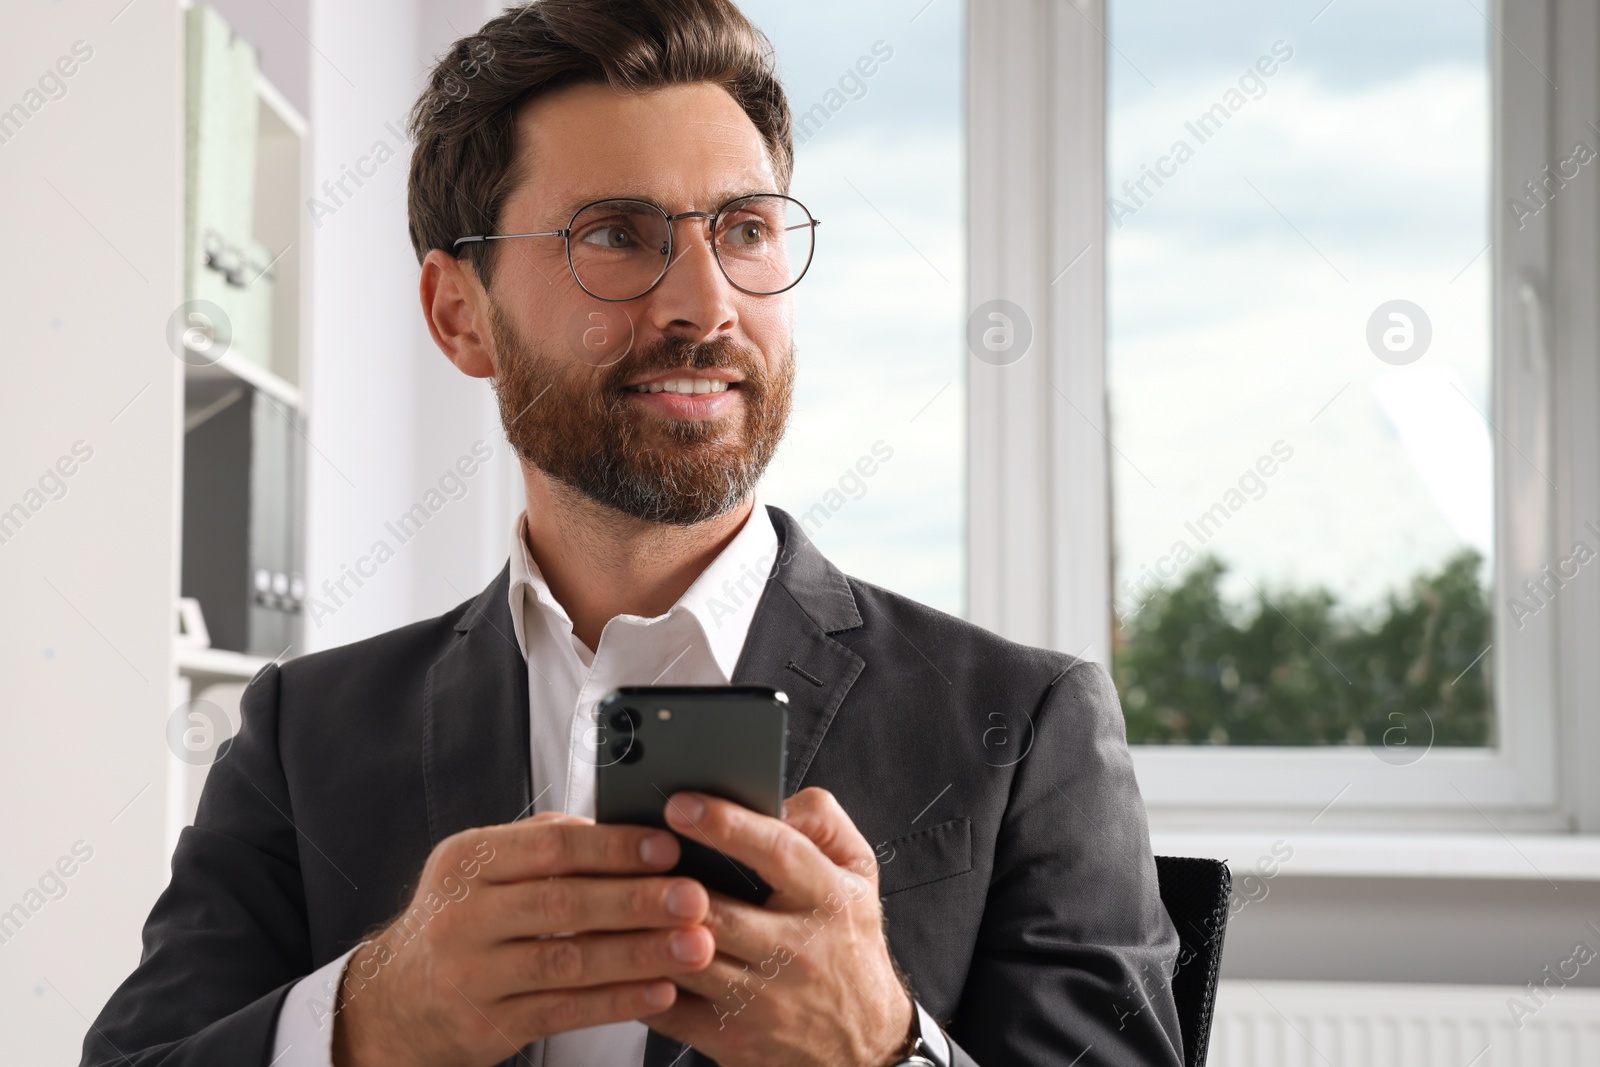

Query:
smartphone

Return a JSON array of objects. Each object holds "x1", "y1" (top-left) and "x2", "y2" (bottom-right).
[{"x1": 594, "y1": 685, "x2": 788, "y2": 905}]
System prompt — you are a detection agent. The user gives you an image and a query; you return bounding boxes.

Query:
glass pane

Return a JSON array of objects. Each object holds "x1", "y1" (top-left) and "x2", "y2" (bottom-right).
[
  {"x1": 740, "y1": 0, "x2": 966, "y2": 616},
  {"x1": 1106, "y1": 0, "x2": 1494, "y2": 747}
]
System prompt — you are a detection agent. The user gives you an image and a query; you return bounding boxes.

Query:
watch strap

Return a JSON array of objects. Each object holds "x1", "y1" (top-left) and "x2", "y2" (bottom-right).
[
  {"x1": 917, "y1": 999, "x2": 952, "y2": 1067},
  {"x1": 893, "y1": 998, "x2": 951, "y2": 1067}
]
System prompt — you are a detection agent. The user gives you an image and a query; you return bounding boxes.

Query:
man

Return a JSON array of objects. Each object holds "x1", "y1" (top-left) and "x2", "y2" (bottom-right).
[{"x1": 82, "y1": 2, "x2": 1183, "y2": 1065}]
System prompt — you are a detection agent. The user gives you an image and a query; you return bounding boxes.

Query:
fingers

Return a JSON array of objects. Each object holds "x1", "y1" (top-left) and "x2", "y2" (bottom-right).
[
  {"x1": 472, "y1": 818, "x2": 681, "y2": 883},
  {"x1": 781, "y1": 788, "x2": 878, "y2": 880},
  {"x1": 662, "y1": 789, "x2": 862, "y2": 905},
  {"x1": 686, "y1": 889, "x2": 784, "y2": 965},
  {"x1": 482, "y1": 926, "x2": 715, "y2": 996},
  {"x1": 696, "y1": 883, "x2": 868, "y2": 967},
  {"x1": 481, "y1": 876, "x2": 709, "y2": 940}
]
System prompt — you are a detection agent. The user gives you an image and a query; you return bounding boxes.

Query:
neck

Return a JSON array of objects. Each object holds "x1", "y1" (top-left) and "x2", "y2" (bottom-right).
[{"x1": 519, "y1": 465, "x2": 755, "y2": 651}]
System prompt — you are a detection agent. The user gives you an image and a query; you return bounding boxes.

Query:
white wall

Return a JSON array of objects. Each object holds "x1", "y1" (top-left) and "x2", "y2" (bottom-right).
[
  {"x1": 1222, "y1": 876, "x2": 1600, "y2": 988},
  {"x1": 0, "y1": 3, "x2": 182, "y2": 1063},
  {"x1": 302, "y1": 0, "x2": 518, "y2": 656}
]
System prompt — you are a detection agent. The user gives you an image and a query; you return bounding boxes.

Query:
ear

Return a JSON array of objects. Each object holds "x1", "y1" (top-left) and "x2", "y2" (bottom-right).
[{"x1": 420, "y1": 248, "x2": 496, "y2": 378}]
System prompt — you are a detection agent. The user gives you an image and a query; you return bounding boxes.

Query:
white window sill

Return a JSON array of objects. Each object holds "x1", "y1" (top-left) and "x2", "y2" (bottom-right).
[{"x1": 1149, "y1": 830, "x2": 1600, "y2": 882}]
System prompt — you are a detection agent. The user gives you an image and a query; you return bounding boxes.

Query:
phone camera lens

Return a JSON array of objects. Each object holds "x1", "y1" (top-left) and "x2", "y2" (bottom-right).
[
  {"x1": 611, "y1": 737, "x2": 644, "y2": 764},
  {"x1": 609, "y1": 706, "x2": 641, "y2": 732}
]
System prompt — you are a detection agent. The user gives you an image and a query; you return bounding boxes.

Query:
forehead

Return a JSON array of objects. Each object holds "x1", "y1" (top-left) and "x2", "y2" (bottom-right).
[{"x1": 508, "y1": 80, "x2": 778, "y2": 218}]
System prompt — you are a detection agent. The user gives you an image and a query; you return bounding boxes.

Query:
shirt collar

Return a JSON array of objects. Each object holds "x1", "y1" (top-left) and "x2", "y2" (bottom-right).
[{"x1": 506, "y1": 492, "x2": 780, "y2": 679}]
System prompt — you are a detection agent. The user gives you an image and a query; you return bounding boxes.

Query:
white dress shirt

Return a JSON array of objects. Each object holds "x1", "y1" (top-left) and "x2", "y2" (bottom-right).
[{"x1": 271, "y1": 495, "x2": 780, "y2": 1067}]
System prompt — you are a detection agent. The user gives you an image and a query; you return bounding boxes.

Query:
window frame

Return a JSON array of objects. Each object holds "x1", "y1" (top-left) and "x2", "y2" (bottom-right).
[{"x1": 966, "y1": 0, "x2": 1600, "y2": 831}]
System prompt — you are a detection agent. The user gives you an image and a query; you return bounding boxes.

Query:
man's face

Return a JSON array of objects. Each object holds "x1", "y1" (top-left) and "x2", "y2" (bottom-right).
[{"x1": 483, "y1": 80, "x2": 795, "y2": 526}]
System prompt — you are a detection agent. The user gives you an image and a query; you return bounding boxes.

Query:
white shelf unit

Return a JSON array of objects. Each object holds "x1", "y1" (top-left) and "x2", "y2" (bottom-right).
[
  {"x1": 183, "y1": 346, "x2": 302, "y2": 408},
  {"x1": 175, "y1": 644, "x2": 274, "y2": 688},
  {"x1": 173, "y1": 62, "x2": 310, "y2": 842}
]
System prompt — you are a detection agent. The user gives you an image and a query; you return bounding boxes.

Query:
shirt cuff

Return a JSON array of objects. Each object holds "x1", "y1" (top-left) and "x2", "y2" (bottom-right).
[{"x1": 270, "y1": 946, "x2": 359, "y2": 1067}]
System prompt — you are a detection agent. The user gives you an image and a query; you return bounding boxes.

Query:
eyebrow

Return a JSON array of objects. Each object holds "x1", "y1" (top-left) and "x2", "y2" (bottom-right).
[{"x1": 552, "y1": 188, "x2": 781, "y2": 219}]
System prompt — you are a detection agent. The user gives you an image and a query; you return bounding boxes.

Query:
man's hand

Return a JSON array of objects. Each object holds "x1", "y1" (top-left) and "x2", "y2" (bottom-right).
[
  {"x1": 640, "y1": 787, "x2": 916, "y2": 1067},
  {"x1": 331, "y1": 811, "x2": 716, "y2": 1067}
]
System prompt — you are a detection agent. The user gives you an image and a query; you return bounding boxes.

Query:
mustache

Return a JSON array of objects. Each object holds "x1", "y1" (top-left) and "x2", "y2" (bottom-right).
[{"x1": 602, "y1": 335, "x2": 767, "y2": 390}]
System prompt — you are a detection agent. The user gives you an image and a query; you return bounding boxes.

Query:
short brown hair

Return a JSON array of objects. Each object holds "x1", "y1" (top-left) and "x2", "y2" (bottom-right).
[{"x1": 406, "y1": 0, "x2": 793, "y2": 291}]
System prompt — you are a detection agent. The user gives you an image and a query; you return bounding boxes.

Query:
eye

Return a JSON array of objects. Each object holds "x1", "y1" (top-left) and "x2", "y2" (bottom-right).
[
  {"x1": 721, "y1": 218, "x2": 767, "y2": 247},
  {"x1": 580, "y1": 223, "x2": 636, "y2": 249}
]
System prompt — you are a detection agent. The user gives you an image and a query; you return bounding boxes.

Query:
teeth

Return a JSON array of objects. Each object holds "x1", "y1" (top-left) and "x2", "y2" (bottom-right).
[{"x1": 632, "y1": 378, "x2": 731, "y2": 395}]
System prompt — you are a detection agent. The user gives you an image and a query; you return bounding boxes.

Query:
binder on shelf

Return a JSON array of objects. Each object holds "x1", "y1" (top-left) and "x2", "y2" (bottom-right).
[
  {"x1": 181, "y1": 382, "x2": 304, "y2": 657},
  {"x1": 184, "y1": 5, "x2": 269, "y2": 368},
  {"x1": 234, "y1": 236, "x2": 276, "y2": 367}
]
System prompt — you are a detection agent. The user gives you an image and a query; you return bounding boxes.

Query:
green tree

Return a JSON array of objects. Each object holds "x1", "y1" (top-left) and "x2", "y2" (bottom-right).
[{"x1": 1113, "y1": 549, "x2": 1492, "y2": 747}]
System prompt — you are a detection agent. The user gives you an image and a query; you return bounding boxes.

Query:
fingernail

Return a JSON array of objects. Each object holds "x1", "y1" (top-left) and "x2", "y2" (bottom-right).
[
  {"x1": 672, "y1": 794, "x2": 705, "y2": 822},
  {"x1": 670, "y1": 929, "x2": 703, "y2": 962},
  {"x1": 640, "y1": 833, "x2": 675, "y2": 866},
  {"x1": 644, "y1": 980, "x2": 676, "y2": 1009},
  {"x1": 665, "y1": 882, "x2": 701, "y2": 918}
]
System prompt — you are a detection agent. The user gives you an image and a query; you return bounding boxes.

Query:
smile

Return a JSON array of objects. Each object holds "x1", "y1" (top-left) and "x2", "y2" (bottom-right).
[{"x1": 625, "y1": 378, "x2": 735, "y2": 395}]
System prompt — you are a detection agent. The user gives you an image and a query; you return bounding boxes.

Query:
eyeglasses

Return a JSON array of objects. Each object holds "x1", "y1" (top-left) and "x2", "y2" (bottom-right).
[{"x1": 452, "y1": 193, "x2": 819, "y2": 302}]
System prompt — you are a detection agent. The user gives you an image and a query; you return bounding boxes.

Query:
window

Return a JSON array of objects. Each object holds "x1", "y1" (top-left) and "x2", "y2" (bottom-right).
[
  {"x1": 967, "y1": 0, "x2": 1583, "y2": 828},
  {"x1": 742, "y1": 0, "x2": 966, "y2": 616}
]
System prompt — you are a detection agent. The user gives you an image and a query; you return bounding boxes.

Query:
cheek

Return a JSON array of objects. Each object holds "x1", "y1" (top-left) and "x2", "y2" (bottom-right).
[
  {"x1": 740, "y1": 296, "x2": 793, "y2": 367},
  {"x1": 501, "y1": 242, "x2": 587, "y2": 320},
  {"x1": 498, "y1": 275, "x2": 595, "y2": 365},
  {"x1": 565, "y1": 300, "x2": 639, "y2": 368}
]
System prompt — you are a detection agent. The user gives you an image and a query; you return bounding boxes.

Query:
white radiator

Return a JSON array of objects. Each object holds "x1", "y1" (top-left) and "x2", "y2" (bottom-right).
[{"x1": 1207, "y1": 979, "x2": 1600, "y2": 1067}]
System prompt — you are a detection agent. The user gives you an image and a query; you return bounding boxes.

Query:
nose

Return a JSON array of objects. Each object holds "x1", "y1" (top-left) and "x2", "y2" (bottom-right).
[{"x1": 642, "y1": 214, "x2": 739, "y2": 340}]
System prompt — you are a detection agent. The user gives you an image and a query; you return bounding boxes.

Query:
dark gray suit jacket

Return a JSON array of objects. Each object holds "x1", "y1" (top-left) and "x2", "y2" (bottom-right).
[{"x1": 81, "y1": 506, "x2": 1184, "y2": 1067}]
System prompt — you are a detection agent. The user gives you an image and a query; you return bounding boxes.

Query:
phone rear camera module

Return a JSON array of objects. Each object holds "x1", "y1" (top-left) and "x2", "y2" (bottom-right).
[
  {"x1": 611, "y1": 737, "x2": 644, "y2": 764},
  {"x1": 609, "y1": 706, "x2": 641, "y2": 732}
]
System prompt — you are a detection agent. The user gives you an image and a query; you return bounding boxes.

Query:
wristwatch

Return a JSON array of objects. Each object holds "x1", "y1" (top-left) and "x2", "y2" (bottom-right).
[{"x1": 890, "y1": 998, "x2": 952, "y2": 1067}]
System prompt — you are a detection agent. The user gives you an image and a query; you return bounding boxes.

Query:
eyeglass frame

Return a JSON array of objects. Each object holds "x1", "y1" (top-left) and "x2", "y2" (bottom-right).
[{"x1": 450, "y1": 192, "x2": 821, "y2": 302}]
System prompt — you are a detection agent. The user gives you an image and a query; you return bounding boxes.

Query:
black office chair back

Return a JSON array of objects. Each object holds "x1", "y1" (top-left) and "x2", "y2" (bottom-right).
[{"x1": 1155, "y1": 856, "x2": 1231, "y2": 1067}]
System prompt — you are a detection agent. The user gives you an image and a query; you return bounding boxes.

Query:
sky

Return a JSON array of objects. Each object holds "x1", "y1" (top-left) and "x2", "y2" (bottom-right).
[{"x1": 1105, "y1": 0, "x2": 1495, "y2": 619}]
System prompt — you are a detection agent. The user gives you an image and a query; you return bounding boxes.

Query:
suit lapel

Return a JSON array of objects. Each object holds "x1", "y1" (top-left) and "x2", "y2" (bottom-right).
[
  {"x1": 422, "y1": 563, "x2": 534, "y2": 847},
  {"x1": 731, "y1": 507, "x2": 864, "y2": 796}
]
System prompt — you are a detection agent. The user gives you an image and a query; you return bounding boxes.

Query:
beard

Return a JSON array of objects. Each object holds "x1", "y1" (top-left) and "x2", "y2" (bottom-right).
[{"x1": 488, "y1": 301, "x2": 794, "y2": 526}]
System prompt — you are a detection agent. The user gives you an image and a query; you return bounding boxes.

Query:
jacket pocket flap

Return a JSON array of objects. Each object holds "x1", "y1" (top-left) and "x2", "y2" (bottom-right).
[{"x1": 877, "y1": 816, "x2": 972, "y2": 896}]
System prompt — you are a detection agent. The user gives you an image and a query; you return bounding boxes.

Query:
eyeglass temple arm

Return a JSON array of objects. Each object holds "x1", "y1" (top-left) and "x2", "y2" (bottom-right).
[{"x1": 451, "y1": 229, "x2": 568, "y2": 250}]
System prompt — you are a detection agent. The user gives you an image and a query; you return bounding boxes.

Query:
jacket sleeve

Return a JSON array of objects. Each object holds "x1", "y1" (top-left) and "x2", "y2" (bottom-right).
[
  {"x1": 947, "y1": 659, "x2": 1186, "y2": 1067},
  {"x1": 80, "y1": 664, "x2": 315, "y2": 1066}
]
